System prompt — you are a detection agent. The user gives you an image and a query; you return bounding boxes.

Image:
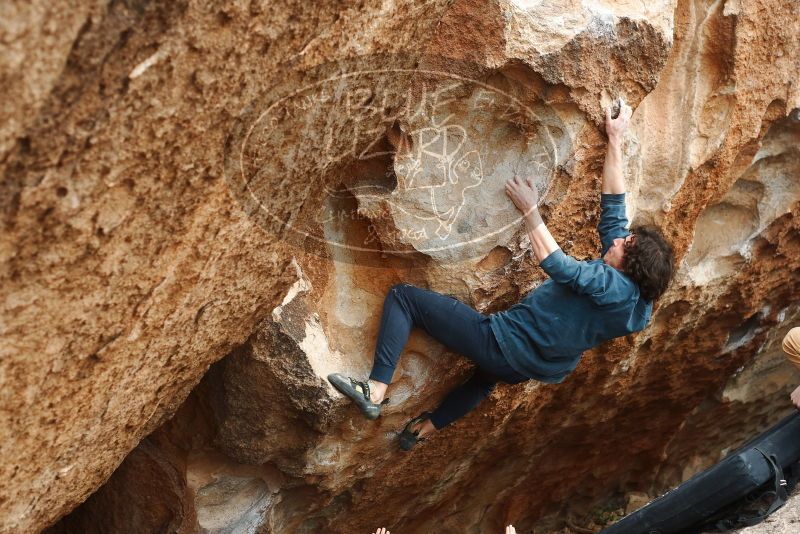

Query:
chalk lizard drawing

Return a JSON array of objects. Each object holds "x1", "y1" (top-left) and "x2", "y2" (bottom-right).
[{"x1": 390, "y1": 124, "x2": 484, "y2": 239}]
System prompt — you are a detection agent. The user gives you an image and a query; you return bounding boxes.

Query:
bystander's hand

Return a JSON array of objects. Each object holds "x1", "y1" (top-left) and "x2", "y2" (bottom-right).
[{"x1": 791, "y1": 385, "x2": 800, "y2": 410}]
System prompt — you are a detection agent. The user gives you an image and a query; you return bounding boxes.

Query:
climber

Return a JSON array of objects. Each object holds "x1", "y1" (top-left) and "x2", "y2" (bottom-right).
[
  {"x1": 328, "y1": 101, "x2": 675, "y2": 450},
  {"x1": 784, "y1": 327, "x2": 800, "y2": 409}
]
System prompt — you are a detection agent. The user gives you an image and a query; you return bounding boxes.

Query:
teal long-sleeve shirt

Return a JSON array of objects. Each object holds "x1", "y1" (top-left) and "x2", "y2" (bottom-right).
[{"x1": 489, "y1": 193, "x2": 652, "y2": 383}]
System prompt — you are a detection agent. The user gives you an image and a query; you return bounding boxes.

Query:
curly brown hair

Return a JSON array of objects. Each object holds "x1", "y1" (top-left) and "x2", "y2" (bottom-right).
[{"x1": 623, "y1": 225, "x2": 675, "y2": 301}]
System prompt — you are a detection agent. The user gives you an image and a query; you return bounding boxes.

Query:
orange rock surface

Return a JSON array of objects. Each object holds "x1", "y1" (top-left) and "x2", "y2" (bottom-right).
[{"x1": 2, "y1": 0, "x2": 799, "y2": 532}]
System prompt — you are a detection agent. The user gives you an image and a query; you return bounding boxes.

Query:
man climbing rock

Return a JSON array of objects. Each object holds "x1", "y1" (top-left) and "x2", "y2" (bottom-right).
[{"x1": 328, "y1": 102, "x2": 675, "y2": 450}]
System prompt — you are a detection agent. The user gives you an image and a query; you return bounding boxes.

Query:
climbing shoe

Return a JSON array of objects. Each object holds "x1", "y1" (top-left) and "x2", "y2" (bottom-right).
[
  {"x1": 327, "y1": 373, "x2": 383, "y2": 420},
  {"x1": 399, "y1": 412, "x2": 432, "y2": 451}
]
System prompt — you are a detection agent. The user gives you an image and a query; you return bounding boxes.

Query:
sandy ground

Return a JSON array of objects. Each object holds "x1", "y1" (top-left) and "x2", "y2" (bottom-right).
[{"x1": 735, "y1": 488, "x2": 800, "y2": 533}]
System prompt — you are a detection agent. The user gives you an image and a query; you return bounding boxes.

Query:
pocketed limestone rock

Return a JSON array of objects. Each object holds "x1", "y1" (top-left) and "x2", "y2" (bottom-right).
[{"x1": 5, "y1": 0, "x2": 800, "y2": 532}]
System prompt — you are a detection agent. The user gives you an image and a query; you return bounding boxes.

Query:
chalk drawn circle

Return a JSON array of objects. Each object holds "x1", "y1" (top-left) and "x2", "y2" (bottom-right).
[{"x1": 224, "y1": 54, "x2": 570, "y2": 264}]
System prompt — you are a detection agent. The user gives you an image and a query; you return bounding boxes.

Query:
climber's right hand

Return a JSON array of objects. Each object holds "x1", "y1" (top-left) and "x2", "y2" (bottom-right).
[
  {"x1": 791, "y1": 384, "x2": 800, "y2": 410},
  {"x1": 605, "y1": 100, "x2": 632, "y2": 142}
]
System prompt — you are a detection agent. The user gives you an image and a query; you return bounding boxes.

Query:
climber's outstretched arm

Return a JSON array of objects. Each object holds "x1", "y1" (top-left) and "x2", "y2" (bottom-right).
[
  {"x1": 505, "y1": 175, "x2": 558, "y2": 262},
  {"x1": 602, "y1": 101, "x2": 632, "y2": 195}
]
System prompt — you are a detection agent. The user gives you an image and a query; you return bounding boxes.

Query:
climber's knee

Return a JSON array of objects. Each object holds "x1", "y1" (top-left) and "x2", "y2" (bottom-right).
[
  {"x1": 390, "y1": 282, "x2": 413, "y2": 291},
  {"x1": 389, "y1": 282, "x2": 413, "y2": 299}
]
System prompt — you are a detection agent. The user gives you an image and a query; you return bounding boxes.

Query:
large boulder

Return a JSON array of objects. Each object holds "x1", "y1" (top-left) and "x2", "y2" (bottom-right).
[{"x1": 2, "y1": 0, "x2": 799, "y2": 532}]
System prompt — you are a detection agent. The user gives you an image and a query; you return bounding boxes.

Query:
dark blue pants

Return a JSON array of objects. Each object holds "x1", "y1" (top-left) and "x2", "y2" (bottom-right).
[{"x1": 369, "y1": 283, "x2": 527, "y2": 429}]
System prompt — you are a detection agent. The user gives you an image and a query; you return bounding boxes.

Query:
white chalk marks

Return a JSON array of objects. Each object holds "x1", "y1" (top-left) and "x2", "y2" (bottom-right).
[{"x1": 223, "y1": 54, "x2": 570, "y2": 264}]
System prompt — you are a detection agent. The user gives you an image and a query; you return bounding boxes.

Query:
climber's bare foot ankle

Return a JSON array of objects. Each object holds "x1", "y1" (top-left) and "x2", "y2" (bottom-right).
[
  {"x1": 412, "y1": 419, "x2": 436, "y2": 438},
  {"x1": 368, "y1": 380, "x2": 388, "y2": 404}
]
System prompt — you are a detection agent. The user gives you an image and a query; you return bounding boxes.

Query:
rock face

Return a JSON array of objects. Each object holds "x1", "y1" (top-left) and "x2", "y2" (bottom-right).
[{"x1": 1, "y1": 0, "x2": 799, "y2": 533}]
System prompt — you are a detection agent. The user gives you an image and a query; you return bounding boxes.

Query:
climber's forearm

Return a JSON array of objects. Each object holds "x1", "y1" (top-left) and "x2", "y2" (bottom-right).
[
  {"x1": 524, "y1": 209, "x2": 559, "y2": 263},
  {"x1": 601, "y1": 136, "x2": 625, "y2": 194}
]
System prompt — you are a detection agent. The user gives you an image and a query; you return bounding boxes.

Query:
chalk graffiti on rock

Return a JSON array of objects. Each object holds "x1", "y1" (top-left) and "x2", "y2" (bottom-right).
[{"x1": 223, "y1": 54, "x2": 570, "y2": 264}]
